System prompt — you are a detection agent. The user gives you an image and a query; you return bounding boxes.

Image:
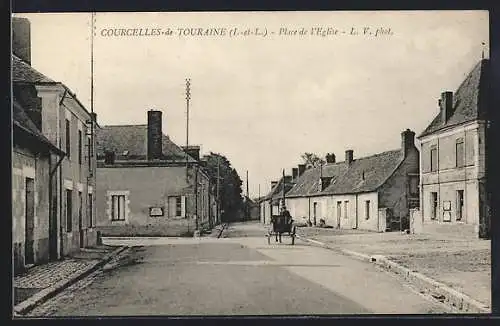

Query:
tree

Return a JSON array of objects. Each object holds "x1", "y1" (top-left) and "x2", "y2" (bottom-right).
[
  {"x1": 203, "y1": 153, "x2": 244, "y2": 223},
  {"x1": 301, "y1": 152, "x2": 326, "y2": 169}
]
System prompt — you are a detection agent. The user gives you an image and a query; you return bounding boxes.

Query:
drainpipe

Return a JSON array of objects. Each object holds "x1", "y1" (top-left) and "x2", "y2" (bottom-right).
[
  {"x1": 49, "y1": 150, "x2": 65, "y2": 260},
  {"x1": 355, "y1": 194, "x2": 359, "y2": 229}
]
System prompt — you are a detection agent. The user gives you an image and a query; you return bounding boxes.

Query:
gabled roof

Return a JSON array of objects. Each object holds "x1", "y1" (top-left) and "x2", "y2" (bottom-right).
[
  {"x1": 286, "y1": 163, "x2": 348, "y2": 197},
  {"x1": 96, "y1": 124, "x2": 196, "y2": 162},
  {"x1": 419, "y1": 59, "x2": 489, "y2": 138},
  {"x1": 286, "y1": 149, "x2": 405, "y2": 197},
  {"x1": 12, "y1": 55, "x2": 56, "y2": 84},
  {"x1": 322, "y1": 149, "x2": 403, "y2": 195}
]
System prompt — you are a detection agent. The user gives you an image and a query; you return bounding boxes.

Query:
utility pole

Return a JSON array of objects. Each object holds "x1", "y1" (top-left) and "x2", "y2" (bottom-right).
[
  {"x1": 185, "y1": 78, "x2": 191, "y2": 182},
  {"x1": 217, "y1": 155, "x2": 220, "y2": 224},
  {"x1": 258, "y1": 184, "x2": 261, "y2": 222},
  {"x1": 246, "y1": 170, "x2": 249, "y2": 221},
  {"x1": 282, "y1": 169, "x2": 286, "y2": 210}
]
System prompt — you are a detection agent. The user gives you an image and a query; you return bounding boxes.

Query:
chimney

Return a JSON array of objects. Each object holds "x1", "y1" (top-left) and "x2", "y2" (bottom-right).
[
  {"x1": 401, "y1": 129, "x2": 416, "y2": 157},
  {"x1": 326, "y1": 153, "x2": 336, "y2": 164},
  {"x1": 345, "y1": 150, "x2": 354, "y2": 165},
  {"x1": 147, "y1": 110, "x2": 163, "y2": 160},
  {"x1": 298, "y1": 164, "x2": 306, "y2": 176},
  {"x1": 440, "y1": 91, "x2": 454, "y2": 123},
  {"x1": 12, "y1": 17, "x2": 31, "y2": 65},
  {"x1": 271, "y1": 181, "x2": 278, "y2": 189},
  {"x1": 182, "y1": 145, "x2": 201, "y2": 161},
  {"x1": 284, "y1": 175, "x2": 293, "y2": 184},
  {"x1": 292, "y1": 168, "x2": 299, "y2": 181}
]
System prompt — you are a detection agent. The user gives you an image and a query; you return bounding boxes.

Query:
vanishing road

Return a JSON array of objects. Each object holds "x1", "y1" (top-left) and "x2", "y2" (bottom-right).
[{"x1": 28, "y1": 222, "x2": 453, "y2": 316}]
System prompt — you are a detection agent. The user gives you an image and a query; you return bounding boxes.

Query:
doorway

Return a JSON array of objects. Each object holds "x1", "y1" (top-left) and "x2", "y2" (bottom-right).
[
  {"x1": 25, "y1": 177, "x2": 35, "y2": 266},
  {"x1": 456, "y1": 190, "x2": 464, "y2": 221},
  {"x1": 313, "y1": 202, "x2": 317, "y2": 226},
  {"x1": 78, "y1": 191, "x2": 84, "y2": 248},
  {"x1": 336, "y1": 201, "x2": 342, "y2": 228}
]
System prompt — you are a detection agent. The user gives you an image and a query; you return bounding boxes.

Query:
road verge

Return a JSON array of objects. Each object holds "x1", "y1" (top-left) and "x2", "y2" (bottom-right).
[{"x1": 296, "y1": 235, "x2": 490, "y2": 314}]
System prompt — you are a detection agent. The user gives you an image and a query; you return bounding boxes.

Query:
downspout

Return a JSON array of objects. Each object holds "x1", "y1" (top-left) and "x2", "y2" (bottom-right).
[
  {"x1": 355, "y1": 194, "x2": 358, "y2": 229},
  {"x1": 49, "y1": 150, "x2": 65, "y2": 260}
]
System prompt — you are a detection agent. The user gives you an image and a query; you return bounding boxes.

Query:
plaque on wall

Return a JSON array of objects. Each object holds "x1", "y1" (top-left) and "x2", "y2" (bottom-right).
[
  {"x1": 443, "y1": 211, "x2": 452, "y2": 222},
  {"x1": 149, "y1": 207, "x2": 164, "y2": 217},
  {"x1": 443, "y1": 200, "x2": 451, "y2": 211}
]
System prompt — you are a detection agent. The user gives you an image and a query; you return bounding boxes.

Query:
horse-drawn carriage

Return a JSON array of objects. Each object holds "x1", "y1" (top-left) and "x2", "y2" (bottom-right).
[{"x1": 266, "y1": 214, "x2": 297, "y2": 245}]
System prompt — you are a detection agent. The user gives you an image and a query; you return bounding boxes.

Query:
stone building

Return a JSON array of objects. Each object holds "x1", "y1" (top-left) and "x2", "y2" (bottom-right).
[
  {"x1": 12, "y1": 17, "x2": 98, "y2": 273},
  {"x1": 268, "y1": 129, "x2": 420, "y2": 232},
  {"x1": 95, "y1": 110, "x2": 215, "y2": 236},
  {"x1": 417, "y1": 59, "x2": 490, "y2": 239}
]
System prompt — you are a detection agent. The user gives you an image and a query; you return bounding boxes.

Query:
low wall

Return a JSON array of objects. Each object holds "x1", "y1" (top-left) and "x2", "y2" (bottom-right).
[
  {"x1": 422, "y1": 221, "x2": 478, "y2": 240},
  {"x1": 97, "y1": 219, "x2": 198, "y2": 237}
]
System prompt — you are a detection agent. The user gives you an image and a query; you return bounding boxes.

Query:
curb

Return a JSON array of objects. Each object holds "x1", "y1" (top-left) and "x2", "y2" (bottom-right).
[
  {"x1": 297, "y1": 235, "x2": 490, "y2": 314},
  {"x1": 13, "y1": 246, "x2": 129, "y2": 316}
]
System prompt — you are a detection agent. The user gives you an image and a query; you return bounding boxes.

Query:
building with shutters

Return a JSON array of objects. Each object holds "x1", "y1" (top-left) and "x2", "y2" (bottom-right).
[
  {"x1": 12, "y1": 17, "x2": 99, "y2": 274},
  {"x1": 417, "y1": 59, "x2": 490, "y2": 239},
  {"x1": 95, "y1": 110, "x2": 216, "y2": 236},
  {"x1": 263, "y1": 129, "x2": 420, "y2": 232}
]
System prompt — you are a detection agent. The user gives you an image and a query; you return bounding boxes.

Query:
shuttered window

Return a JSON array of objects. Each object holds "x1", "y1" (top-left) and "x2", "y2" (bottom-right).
[
  {"x1": 430, "y1": 146, "x2": 438, "y2": 172},
  {"x1": 111, "y1": 195, "x2": 126, "y2": 221},
  {"x1": 456, "y1": 139, "x2": 465, "y2": 168},
  {"x1": 169, "y1": 196, "x2": 186, "y2": 218}
]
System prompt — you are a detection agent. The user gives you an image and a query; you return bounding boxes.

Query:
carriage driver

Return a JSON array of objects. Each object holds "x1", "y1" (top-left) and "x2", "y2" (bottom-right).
[{"x1": 280, "y1": 206, "x2": 293, "y2": 225}]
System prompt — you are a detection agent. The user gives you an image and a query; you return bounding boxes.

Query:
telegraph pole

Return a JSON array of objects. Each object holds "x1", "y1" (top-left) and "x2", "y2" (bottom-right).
[
  {"x1": 217, "y1": 155, "x2": 220, "y2": 223},
  {"x1": 246, "y1": 170, "x2": 249, "y2": 220},
  {"x1": 258, "y1": 184, "x2": 261, "y2": 222},
  {"x1": 185, "y1": 78, "x2": 191, "y2": 181}
]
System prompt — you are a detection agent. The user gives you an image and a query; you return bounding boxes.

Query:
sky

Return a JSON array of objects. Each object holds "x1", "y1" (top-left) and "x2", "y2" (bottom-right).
[{"x1": 14, "y1": 11, "x2": 489, "y2": 198}]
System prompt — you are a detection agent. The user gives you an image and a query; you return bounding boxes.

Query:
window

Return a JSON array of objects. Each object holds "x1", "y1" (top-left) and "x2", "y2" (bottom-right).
[
  {"x1": 409, "y1": 176, "x2": 419, "y2": 196},
  {"x1": 456, "y1": 139, "x2": 465, "y2": 168},
  {"x1": 365, "y1": 200, "x2": 370, "y2": 220},
  {"x1": 88, "y1": 194, "x2": 93, "y2": 228},
  {"x1": 430, "y1": 146, "x2": 437, "y2": 172},
  {"x1": 431, "y1": 192, "x2": 438, "y2": 220},
  {"x1": 66, "y1": 189, "x2": 73, "y2": 232},
  {"x1": 344, "y1": 201, "x2": 349, "y2": 219},
  {"x1": 111, "y1": 195, "x2": 126, "y2": 221},
  {"x1": 456, "y1": 190, "x2": 464, "y2": 221},
  {"x1": 65, "y1": 119, "x2": 71, "y2": 158},
  {"x1": 78, "y1": 130, "x2": 83, "y2": 165},
  {"x1": 169, "y1": 196, "x2": 186, "y2": 218}
]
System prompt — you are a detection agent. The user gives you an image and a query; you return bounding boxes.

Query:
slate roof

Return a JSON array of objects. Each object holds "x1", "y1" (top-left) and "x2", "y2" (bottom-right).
[
  {"x1": 419, "y1": 59, "x2": 489, "y2": 138},
  {"x1": 13, "y1": 98, "x2": 64, "y2": 155},
  {"x1": 286, "y1": 163, "x2": 348, "y2": 198},
  {"x1": 96, "y1": 124, "x2": 197, "y2": 162},
  {"x1": 285, "y1": 149, "x2": 405, "y2": 197},
  {"x1": 12, "y1": 55, "x2": 56, "y2": 83},
  {"x1": 322, "y1": 149, "x2": 403, "y2": 195}
]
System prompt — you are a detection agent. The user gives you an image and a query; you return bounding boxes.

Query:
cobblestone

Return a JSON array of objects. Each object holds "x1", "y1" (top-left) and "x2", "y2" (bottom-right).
[{"x1": 14, "y1": 259, "x2": 98, "y2": 289}]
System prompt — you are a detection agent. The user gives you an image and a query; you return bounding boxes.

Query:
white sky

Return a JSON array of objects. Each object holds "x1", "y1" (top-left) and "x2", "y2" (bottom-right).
[{"x1": 14, "y1": 11, "x2": 489, "y2": 198}]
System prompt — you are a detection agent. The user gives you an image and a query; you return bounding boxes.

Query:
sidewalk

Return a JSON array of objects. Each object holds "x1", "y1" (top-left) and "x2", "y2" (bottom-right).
[
  {"x1": 13, "y1": 244, "x2": 127, "y2": 315},
  {"x1": 297, "y1": 227, "x2": 491, "y2": 310}
]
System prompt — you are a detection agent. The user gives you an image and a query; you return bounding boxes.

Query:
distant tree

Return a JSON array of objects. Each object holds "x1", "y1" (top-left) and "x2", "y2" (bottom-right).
[
  {"x1": 301, "y1": 152, "x2": 326, "y2": 169},
  {"x1": 203, "y1": 153, "x2": 244, "y2": 223}
]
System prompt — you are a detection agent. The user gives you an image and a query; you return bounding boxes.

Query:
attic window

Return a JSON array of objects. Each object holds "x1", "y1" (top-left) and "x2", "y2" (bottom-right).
[
  {"x1": 122, "y1": 150, "x2": 129, "y2": 156},
  {"x1": 104, "y1": 151, "x2": 115, "y2": 164}
]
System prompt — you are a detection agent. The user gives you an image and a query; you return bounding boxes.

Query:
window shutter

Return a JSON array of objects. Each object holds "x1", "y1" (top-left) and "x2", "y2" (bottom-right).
[
  {"x1": 168, "y1": 197, "x2": 176, "y2": 218},
  {"x1": 181, "y1": 195, "x2": 186, "y2": 218}
]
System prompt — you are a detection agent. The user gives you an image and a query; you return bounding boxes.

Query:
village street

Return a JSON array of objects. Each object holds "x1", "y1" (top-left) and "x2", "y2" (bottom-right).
[{"x1": 26, "y1": 222, "x2": 453, "y2": 316}]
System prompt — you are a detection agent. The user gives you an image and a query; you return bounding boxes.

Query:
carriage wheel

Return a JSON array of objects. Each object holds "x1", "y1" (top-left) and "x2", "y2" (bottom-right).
[
  {"x1": 267, "y1": 234, "x2": 270, "y2": 245},
  {"x1": 291, "y1": 235, "x2": 295, "y2": 245}
]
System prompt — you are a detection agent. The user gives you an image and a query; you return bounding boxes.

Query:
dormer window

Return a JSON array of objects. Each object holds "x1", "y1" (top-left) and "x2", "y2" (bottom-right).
[{"x1": 104, "y1": 151, "x2": 115, "y2": 164}]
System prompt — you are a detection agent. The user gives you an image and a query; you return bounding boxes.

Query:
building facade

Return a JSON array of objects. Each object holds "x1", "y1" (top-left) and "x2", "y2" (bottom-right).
[
  {"x1": 95, "y1": 110, "x2": 214, "y2": 236},
  {"x1": 279, "y1": 129, "x2": 420, "y2": 232},
  {"x1": 418, "y1": 59, "x2": 490, "y2": 239},
  {"x1": 12, "y1": 17, "x2": 98, "y2": 273}
]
